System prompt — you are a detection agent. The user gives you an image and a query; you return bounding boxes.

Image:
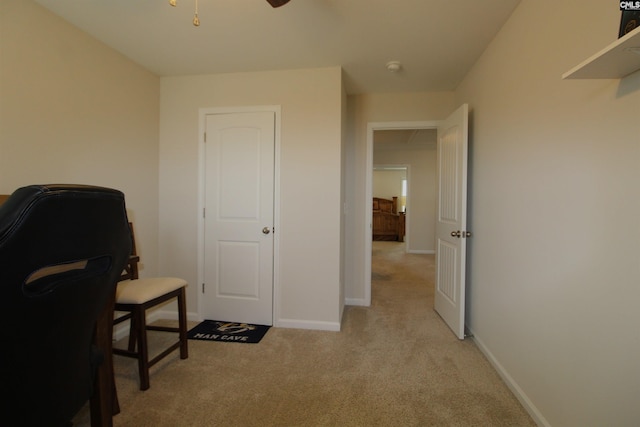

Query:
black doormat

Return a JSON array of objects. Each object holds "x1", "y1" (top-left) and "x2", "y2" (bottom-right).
[{"x1": 188, "y1": 320, "x2": 271, "y2": 344}]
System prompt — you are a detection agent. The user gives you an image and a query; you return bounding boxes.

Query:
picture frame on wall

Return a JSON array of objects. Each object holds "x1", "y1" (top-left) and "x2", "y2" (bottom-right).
[{"x1": 619, "y1": 11, "x2": 640, "y2": 38}]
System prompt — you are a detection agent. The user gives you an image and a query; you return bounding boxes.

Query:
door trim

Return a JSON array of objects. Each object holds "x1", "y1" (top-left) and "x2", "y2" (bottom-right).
[
  {"x1": 363, "y1": 121, "x2": 441, "y2": 307},
  {"x1": 197, "y1": 105, "x2": 281, "y2": 323}
]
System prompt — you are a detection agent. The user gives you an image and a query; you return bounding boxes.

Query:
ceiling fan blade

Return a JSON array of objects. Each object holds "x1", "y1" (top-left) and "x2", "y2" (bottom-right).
[{"x1": 266, "y1": 0, "x2": 290, "y2": 7}]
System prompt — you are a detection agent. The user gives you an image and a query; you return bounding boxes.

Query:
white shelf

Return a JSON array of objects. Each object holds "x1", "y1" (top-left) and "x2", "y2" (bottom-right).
[{"x1": 562, "y1": 26, "x2": 640, "y2": 79}]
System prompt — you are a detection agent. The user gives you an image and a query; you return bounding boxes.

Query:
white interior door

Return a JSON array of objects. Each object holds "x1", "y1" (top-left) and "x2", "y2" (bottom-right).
[
  {"x1": 203, "y1": 111, "x2": 275, "y2": 325},
  {"x1": 434, "y1": 104, "x2": 469, "y2": 339}
]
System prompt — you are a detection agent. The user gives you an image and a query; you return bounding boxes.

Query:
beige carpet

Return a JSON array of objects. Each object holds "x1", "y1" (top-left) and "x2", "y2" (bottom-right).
[{"x1": 74, "y1": 241, "x2": 535, "y2": 426}]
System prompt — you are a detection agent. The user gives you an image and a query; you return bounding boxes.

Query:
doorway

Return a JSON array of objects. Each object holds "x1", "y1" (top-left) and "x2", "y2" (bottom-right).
[
  {"x1": 365, "y1": 121, "x2": 439, "y2": 306},
  {"x1": 365, "y1": 106, "x2": 469, "y2": 338}
]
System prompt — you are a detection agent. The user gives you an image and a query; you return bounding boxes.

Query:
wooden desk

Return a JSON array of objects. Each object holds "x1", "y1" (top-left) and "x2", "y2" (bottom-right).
[
  {"x1": 90, "y1": 292, "x2": 119, "y2": 426},
  {"x1": 87, "y1": 254, "x2": 144, "y2": 424},
  {"x1": 90, "y1": 253, "x2": 140, "y2": 424}
]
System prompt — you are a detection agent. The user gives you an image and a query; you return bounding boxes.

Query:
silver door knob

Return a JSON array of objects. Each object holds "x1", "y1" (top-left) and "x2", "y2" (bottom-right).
[
  {"x1": 451, "y1": 230, "x2": 461, "y2": 238},
  {"x1": 262, "y1": 227, "x2": 271, "y2": 234}
]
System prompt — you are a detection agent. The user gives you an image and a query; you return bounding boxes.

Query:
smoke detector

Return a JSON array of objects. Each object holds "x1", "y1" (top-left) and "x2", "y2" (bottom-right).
[{"x1": 386, "y1": 61, "x2": 402, "y2": 72}]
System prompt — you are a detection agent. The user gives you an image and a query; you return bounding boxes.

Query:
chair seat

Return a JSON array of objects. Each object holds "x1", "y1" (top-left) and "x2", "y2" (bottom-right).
[{"x1": 116, "y1": 277, "x2": 187, "y2": 304}]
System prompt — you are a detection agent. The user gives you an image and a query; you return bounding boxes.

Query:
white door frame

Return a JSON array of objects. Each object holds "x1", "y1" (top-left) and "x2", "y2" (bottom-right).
[
  {"x1": 197, "y1": 105, "x2": 281, "y2": 322},
  {"x1": 365, "y1": 120, "x2": 440, "y2": 306}
]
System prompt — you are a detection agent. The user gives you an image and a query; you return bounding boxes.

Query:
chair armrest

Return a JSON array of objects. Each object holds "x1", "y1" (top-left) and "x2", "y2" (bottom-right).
[{"x1": 120, "y1": 255, "x2": 140, "y2": 281}]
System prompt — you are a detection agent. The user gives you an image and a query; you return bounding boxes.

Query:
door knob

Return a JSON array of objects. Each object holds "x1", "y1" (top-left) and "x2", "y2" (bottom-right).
[
  {"x1": 451, "y1": 230, "x2": 461, "y2": 238},
  {"x1": 262, "y1": 227, "x2": 271, "y2": 234}
]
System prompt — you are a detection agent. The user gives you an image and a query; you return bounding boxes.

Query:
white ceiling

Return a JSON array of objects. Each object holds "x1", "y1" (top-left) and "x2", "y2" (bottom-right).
[{"x1": 34, "y1": 0, "x2": 521, "y2": 94}]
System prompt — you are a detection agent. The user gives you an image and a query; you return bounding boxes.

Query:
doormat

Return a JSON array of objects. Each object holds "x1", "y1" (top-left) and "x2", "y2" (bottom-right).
[{"x1": 187, "y1": 320, "x2": 271, "y2": 344}]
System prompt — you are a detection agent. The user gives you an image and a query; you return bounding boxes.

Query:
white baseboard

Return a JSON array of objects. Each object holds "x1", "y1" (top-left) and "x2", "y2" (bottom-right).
[
  {"x1": 469, "y1": 328, "x2": 550, "y2": 427},
  {"x1": 115, "y1": 309, "x2": 342, "y2": 338},
  {"x1": 408, "y1": 249, "x2": 435, "y2": 254},
  {"x1": 275, "y1": 318, "x2": 341, "y2": 331},
  {"x1": 345, "y1": 297, "x2": 369, "y2": 306}
]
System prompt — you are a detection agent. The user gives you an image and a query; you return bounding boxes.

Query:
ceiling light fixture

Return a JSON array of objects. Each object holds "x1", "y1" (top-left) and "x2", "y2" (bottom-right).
[
  {"x1": 386, "y1": 61, "x2": 402, "y2": 73},
  {"x1": 170, "y1": 0, "x2": 200, "y2": 27},
  {"x1": 170, "y1": 0, "x2": 290, "y2": 27}
]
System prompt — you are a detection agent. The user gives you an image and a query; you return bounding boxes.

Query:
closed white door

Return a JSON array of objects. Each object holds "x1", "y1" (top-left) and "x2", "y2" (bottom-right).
[
  {"x1": 203, "y1": 111, "x2": 275, "y2": 325},
  {"x1": 434, "y1": 104, "x2": 469, "y2": 339}
]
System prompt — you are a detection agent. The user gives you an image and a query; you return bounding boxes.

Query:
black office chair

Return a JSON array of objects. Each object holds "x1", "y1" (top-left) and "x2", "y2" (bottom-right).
[{"x1": 0, "y1": 184, "x2": 132, "y2": 427}]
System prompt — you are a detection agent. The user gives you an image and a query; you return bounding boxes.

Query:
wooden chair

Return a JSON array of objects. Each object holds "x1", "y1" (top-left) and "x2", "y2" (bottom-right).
[{"x1": 113, "y1": 223, "x2": 188, "y2": 390}]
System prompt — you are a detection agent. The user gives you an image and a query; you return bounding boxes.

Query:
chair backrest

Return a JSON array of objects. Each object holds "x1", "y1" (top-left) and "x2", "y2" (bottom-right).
[
  {"x1": 119, "y1": 222, "x2": 140, "y2": 281},
  {"x1": 0, "y1": 184, "x2": 132, "y2": 427}
]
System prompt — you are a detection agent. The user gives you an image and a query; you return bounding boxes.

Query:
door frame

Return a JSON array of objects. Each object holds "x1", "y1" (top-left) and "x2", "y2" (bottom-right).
[
  {"x1": 197, "y1": 105, "x2": 282, "y2": 323},
  {"x1": 365, "y1": 120, "x2": 440, "y2": 306}
]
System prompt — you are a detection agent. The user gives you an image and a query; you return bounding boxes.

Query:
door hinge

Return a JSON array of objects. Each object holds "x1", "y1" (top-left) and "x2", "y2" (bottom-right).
[
  {"x1": 203, "y1": 208, "x2": 206, "y2": 218},
  {"x1": 204, "y1": 132, "x2": 207, "y2": 143},
  {"x1": 202, "y1": 283, "x2": 205, "y2": 293}
]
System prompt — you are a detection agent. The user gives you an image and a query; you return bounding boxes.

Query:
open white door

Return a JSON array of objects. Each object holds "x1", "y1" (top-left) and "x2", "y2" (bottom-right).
[{"x1": 434, "y1": 104, "x2": 469, "y2": 339}]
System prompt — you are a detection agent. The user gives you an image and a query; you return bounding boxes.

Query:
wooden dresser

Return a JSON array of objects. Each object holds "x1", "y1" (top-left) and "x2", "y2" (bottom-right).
[{"x1": 372, "y1": 196, "x2": 405, "y2": 241}]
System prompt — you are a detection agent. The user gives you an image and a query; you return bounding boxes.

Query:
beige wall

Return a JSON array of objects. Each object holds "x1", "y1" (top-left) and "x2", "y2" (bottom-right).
[
  {"x1": 159, "y1": 68, "x2": 344, "y2": 329},
  {"x1": 455, "y1": 0, "x2": 640, "y2": 425},
  {"x1": 344, "y1": 92, "x2": 455, "y2": 303},
  {"x1": 0, "y1": 0, "x2": 161, "y2": 274},
  {"x1": 373, "y1": 169, "x2": 405, "y2": 201}
]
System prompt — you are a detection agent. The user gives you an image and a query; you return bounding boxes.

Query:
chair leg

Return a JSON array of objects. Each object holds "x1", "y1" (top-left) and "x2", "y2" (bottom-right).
[
  {"x1": 134, "y1": 306, "x2": 150, "y2": 391},
  {"x1": 178, "y1": 287, "x2": 188, "y2": 359},
  {"x1": 115, "y1": 288, "x2": 188, "y2": 391},
  {"x1": 127, "y1": 315, "x2": 137, "y2": 352}
]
